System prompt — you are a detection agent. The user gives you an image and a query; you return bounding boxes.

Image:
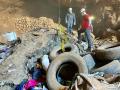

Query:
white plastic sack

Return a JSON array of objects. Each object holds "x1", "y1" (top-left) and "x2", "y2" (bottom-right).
[
  {"x1": 3, "y1": 32, "x2": 17, "y2": 41},
  {"x1": 42, "y1": 55, "x2": 50, "y2": 71},
  {"x1": 33, "y1": 86, "x2": 42, "y2": 90},
  {"x1": 43, "y1": 86, "x2": 48, "y2": 90},
  {"x1": 33, "y1": 86, "x2": 48, "y2": 90}
]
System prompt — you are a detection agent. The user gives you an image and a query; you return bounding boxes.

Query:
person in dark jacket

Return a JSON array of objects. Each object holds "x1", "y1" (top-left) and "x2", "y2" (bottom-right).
[
  {"x1": 15, "y1": 58, "x2": 46, "y2": 90},
  {"x1": 65, "y1": 8, "x2": 76, "y2": 34},
  {"x1": 28, "y1": 58, "x2": 46, "y2": 82}
]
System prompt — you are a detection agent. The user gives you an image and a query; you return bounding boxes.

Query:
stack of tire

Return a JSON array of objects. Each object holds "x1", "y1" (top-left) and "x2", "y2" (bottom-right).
[
  {"x1": 47, "y1": 43, "x2": 88, "y2": 90},
  {"x1": 94, "y1": 42, "x2": 120, "y2": 61},
  {"x1": 93, "y1": 42, "x2": 120, "y2": 74}
]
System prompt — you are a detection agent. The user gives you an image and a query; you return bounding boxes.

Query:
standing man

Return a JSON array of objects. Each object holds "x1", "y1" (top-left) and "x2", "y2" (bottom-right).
[
  {"x1": 78, "y1": 8, "x2": 94, "y2": 51},
  {"x1": 65, "y1": 8, "x2": 76, "y2": 34}
]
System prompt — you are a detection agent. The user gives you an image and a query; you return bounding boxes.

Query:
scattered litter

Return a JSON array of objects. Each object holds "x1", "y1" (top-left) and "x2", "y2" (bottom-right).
[
  {"x1": 80, "y1": 41, "x2": 88, "y2": 50},
  {"x1": 0, "y1": 59, "x2": 4, "y2": 64},
  {"x1": 8, "y1": 64, "x2": 13, "y2": 67},
  {"x1": 0, "y1": 45, "x2": 7, "y2": 50},
  {"x1": 69, "y1": 73, "x2": 120, "y2": 90},
  {"x1": 0, "y1": 33, "x2": 21, "y2": 64},
  {"x1": 0, "y1": 22, "x2": 119, "y2": 90},
  {"x1": 8, "y1": 69, "x2": 16, "y2": 73},
  {"x1": 3, "y1": 32, "x2": 17, "y2": 42}
]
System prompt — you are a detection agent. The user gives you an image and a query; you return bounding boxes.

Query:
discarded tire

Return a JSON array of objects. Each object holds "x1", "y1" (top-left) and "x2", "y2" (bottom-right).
[
  {"x1": 47, "y1": 52, "x2": 88, "y2": 90},
  {"x1": 94, "y1": 43, "x2": 120, "y2": 61},
  {"x1": 76, "y1": 73, "x2": 119, "y2": 90},
  {"x1": 97, "y1": 43, "x2": 120, "y2": 49},
  {"x1": 50, "y1": 43, "x2": 79, "y2": 60},
  {"x1": 93, "y1": 60, "x2": 120, "y2": 74},
  {"x1": 83, "y1": 54, "x2": 95, "y2": 71}
]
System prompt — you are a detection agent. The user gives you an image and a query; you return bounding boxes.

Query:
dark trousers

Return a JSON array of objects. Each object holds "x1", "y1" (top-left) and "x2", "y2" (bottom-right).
[
  {"x1": 78, "y1": 29, "x2": 94, "y2": 49},
  {"x1": 67, "y1": 24, "x2": 73, "y2": 34}
]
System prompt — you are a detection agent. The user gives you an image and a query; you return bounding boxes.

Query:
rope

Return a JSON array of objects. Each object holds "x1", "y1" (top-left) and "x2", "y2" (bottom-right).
[
  {"x1": 58, "y1": 0, "x2": 61, "y2": 24},
  {"x1": 58, "y1": 25, "x2": 68, "y2": 52},
  {"x1": 69, "y1": 0, "x2": 72, "y2": 7},
  {"x1": 58, "y1": 0, "x2": 68, "y2": 52}
]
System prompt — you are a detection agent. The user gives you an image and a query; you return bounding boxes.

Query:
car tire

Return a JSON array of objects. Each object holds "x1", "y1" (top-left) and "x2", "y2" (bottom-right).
[
  {"x1": 50, "y1": 43, "x2": 79, "y2": 60},
  {"x1": 93, "y1": 60, "x2": 120, "y2": 74},
  {"x1": 47, "y1": 52, "x2": 88, "y2": 90},
  {"x1": 94, "y1": 43, "x2": 120, "y2": 61}
]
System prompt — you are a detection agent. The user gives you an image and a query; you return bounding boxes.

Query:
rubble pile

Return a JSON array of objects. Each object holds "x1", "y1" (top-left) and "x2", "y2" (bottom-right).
[
  {"x1": 0, "y1": 28, "x2": 59, "y2": 87},
  {"x1": 0, "y1": 10, "x2": 119, "y2": 90},
  {"x1": 0, "y1": 16, "x2": 59, "y2": 36},
  {"x1": 0, "y1": 27, "x2": 120, "y2": 90},
  {"x1": 15, "y1": 17, "x2": 59, "y2": 34}
]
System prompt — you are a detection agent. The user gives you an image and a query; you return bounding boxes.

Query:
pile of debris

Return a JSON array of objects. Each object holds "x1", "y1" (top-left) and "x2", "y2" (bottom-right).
[
  {"x1": 0, "y1": 28, "x2": 59, "y2": 89},
  {"x1": 0, "y1": 27, "x2": 120, "y2": 90},
  {"x1": 0, "y1": 16, "x2": 59, "y2": 36},
  {"x1": 22, "y1": 29, "x2": 120, "y2": 90},
  {"x1": 15, "y1": 17, "x2": 59, "y2": 34},
  {"x1": 0, "y1": 32, "x2": 21, "y2": 64}
]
